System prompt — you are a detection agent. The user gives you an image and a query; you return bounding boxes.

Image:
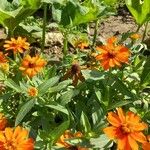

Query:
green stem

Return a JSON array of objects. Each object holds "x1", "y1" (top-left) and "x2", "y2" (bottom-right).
[
  {"x1": 92, "y1": 19, "x2": 99, "y2": 49},
  {"x1": 136, "y1": 25, "x2": 141, "y2": 32},
  {"x1": 41, "y1": 3, "x2": 47, "y2": 52},
  {"x1": 63, "y1": 31, "x2": 68, "y2": 56},
  {"x1": 142, "y1": 21, "x2": 149, "y2": 42},
  {"x1": 8, "y1": 28, "x2": 15, "y2": 38}
]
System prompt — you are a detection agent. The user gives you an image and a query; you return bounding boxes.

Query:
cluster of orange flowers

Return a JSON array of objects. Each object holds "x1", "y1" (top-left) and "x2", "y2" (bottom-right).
[
  {"x1": 0, "y1": 113, "x2": 34, "y2": 150},
  {"x1": 1, "y1": 37, "x2": 47, "y2": 78},
  {"x1": 56, "y1": 130, "x2": 88, "y2": 150},
  {"x1": 103, "y1": 108, "x2": 150, "y2": 150}
]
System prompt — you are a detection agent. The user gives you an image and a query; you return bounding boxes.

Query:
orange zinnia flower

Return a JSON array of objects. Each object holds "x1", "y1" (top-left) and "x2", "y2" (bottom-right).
[
  {"x1": 56, "y1": 130, "x2": 88, "y2": 150},
  {"x1": 0, "y1": 52, "x2": 8, "y2": 63},
  {"x1": 4, "y1": 37, "x2": 30, "y2": 53},
  {"x1": 142, "y1": 135, "x2": 150, "y2": 150},
  {"x1": 76, "y1": 42, "x2": 89, "y2": 49},
  {"x1": 0, "y1": 126, "x2": 34, "y2": 150},
  {"x1": 63, "y1": 62, "x2": 85, "y2": 86},
  {"x1": 19, "y1": 55, "x2": 46, "y2": 78},
  {"x1": 96, "y1": 37, "x2": 130, "y2": 70},
  {"x1": 103, "y1": 108, "x2": 147, "y2": 150},
  {"x1": 0, "y1": 113, "x2": 7, "y2": 130},
  {"x1": 74, "y1": 39, "x2": 89, "y2": 49},
  {"x1": 27, "y1": 87, "x2": 38, "y2": 97},
  {"x1": 130, "y1": 33, "x2": 141, "y2": 40}
]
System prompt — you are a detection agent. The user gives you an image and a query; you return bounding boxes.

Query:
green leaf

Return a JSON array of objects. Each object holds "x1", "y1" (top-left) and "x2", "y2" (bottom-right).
[
  {"x1": 50, "y1": 120, "x2": 70, "y2": 143},
  {"x1": 48, "y1": 80, "x2": 71, "y2": 93},
  {"x1": 111, "y1": 77, "x2": 135, "y2": 99},
  {"x1": 80, "y1": 111, "x2": 91, "y2": 133},
  {"x1": 0, "y1": 70, "x2": 6, "y2": 80},
  {"x1": 52, "y1": 0, "x2": 108, "y2": 27},
  {"x1": 4, "y1": 79, "x2": 22, "y2": 92},
  {"x1": 140, "y1": 57, "x2": 150, "y2": 85},
  {"x1": 82, "y1": 70, "x2": 105, "y2": 81},
  {"x1": 60, "y1": 89, "x2": 79, "y2": 105},
  {"x1": 42, "y1": 0, "x2": 65, "y2": 4},
  {"x1": 15, "y1": 99, "x2": 35, "y2": 126},
  {"x1": 125, "y1": 0, "x2": 150, "y2": 25},
  {"x1": 46, "y1": 103, "x2": 69, "y2": 115},
  {"x1": 38, "y1": 76, "x2": 60, "y2": 95},
  {"x1": 103, "y1": 0, "x2": 117, "y2": 5},
  {"x1": 90, "y1": 134, "x2": 112, "y2": 148},
  {"x1": 0, "y1": 0, "x2": 41, "y2": 30},
  {"x1": 108, "y1": 100, "x2": 132, "y2": 110}
]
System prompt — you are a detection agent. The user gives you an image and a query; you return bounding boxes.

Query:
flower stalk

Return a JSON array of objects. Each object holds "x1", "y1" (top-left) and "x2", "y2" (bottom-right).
[
  {"x1": 142, "y1": 21, "x2": 149, "y2": 42},
  {"x1": 41, "y1": 3, "x2": 47, "y2": 52},
  {"x1": 92, "y1": 19, "x2": 99, "y2": 49}
]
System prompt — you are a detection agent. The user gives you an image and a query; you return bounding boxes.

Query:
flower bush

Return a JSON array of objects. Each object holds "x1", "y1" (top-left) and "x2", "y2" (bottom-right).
[{"x1": 0, "y1": 0, "x2": 149, "y2": 150}]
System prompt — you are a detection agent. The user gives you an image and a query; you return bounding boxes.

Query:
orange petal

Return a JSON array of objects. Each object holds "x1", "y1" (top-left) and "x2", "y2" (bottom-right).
[
  {"x1": 101, "y1": 60, "x2": 110, "y2": 70},
  {"x1": 117, "y1": 136, "x2": 129, "y2": 150},
  {"x1": 103, "y1": 126, "x2": 117, "y2": 139},
  {"x1": 126, "y1": 112, "x2": 140, "y2": 123},
  {"x1": 109, "y1": 59, "x2": 115, "y2": 67},
  {"x1": 117, "y1": 108, "x2": 125, "y2": 123},
  {"x1": 107, "y1": 36, "x2": 117, "y2": 45},
  {"x1": 130, "y1": 132, "x2": 147, "y2": 143},
  {"x1": 107, "y1": 112, "x2": 121, "y2": 127},
  {"x1": 128, "y1": 135, "x2": 138, "y2": 150},
  {"x1": 142, "y1": 142, "x2": 150, "y2": 150},
  {"x1": 5, "y1": 128, "x2": 13, "y2": 140}
]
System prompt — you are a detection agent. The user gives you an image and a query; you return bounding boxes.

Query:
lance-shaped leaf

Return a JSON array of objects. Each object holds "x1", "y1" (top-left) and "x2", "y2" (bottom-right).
[{"x1": 15, "y1": 99, "x2": 35, "y2": 126}]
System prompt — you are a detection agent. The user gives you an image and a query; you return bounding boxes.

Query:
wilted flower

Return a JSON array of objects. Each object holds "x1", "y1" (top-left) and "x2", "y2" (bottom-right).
[
  {"x1": 130, "y1": 33, "x2": 141, "y2": 40},
  {"x1": 4, "y1": 37, "x2": 30, "y2": 53},
  {"x1": 103, "y1": 108, "x2": 147, "y2": 150},
  {"x1": 63, "y1": 62, "x2": 85, "y2": 86},
  {"x1": 19, "y1": 55, "x2": 46, "y2": 78},
  {"x1": 96, "y1": 37, "x2": 130, "y2": 70},
  {"x1": 56, "y1": 130, "x2": 88, "y2": 150},
  {"x1": 0, "y1": 126, "x2": 34, "y2": 150},
  {"x1": 27, "y1": 87, "x2": 38, "y2": 97},
  {"x1": 142, "y1": 135, "x2": 150, "y2": 150},
  {"x1": 0, "y1": 113, "x2": 7, "y2": 130}
]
